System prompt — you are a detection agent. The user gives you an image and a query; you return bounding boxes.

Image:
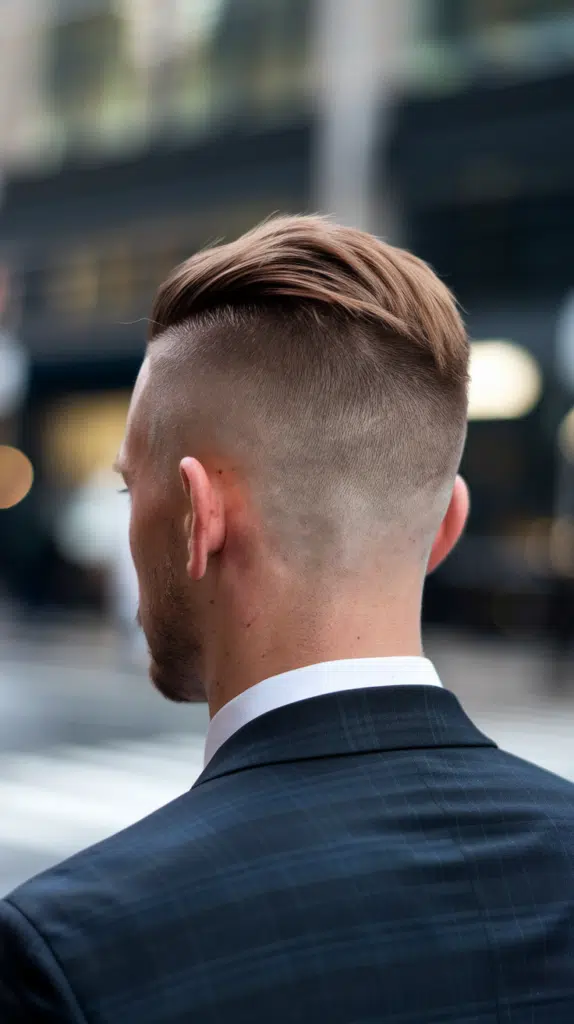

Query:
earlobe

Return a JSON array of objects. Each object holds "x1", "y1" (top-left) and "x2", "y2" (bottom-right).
[{"x1": 427, "y1": 475, "x2": 469, "y2": 576}]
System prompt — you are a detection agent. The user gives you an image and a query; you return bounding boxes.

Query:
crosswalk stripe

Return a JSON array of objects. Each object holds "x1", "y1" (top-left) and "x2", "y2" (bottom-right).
[
  {"x1": 48, "y1": 738, "x2": 206, "y2": 779},
  {"x1": 0, "y1": 733, "x2": 205, "y2": 857},
  {"x1": 1, "y1": 714, "x2": 573, "y2": 867},
  {"x1": 474, "y1": 711, "x2": 574, "y2": 782}
]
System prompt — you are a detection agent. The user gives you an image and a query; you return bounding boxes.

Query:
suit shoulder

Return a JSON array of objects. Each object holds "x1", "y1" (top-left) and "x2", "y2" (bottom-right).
[
  {"x1": 2, "y1": 773, "x2": 262, "y2": 996},
  {"x1": 6, "y1": 782, "x2": 224, "y2": 924},
  {"x1": 492, "y1": 744, "x2": 574, "y2": 801}
]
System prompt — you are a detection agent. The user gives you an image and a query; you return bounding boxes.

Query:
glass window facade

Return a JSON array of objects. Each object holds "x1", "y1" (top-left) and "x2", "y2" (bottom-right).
[
  {"x1": 408, "y1": 0, "x2": 574, "y2": 93},
  {"x1": 0, "y1": 0, "x2": 312, "y2": 170},
  {"x1": 433, "y1": 1, "x2": 574, "y2": 35}
]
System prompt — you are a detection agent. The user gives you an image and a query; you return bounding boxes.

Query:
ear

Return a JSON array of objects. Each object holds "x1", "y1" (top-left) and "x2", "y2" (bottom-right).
[
  {"x1": 179, "y1": 458, "x2": 226, "y2": 581},
  {"x1": 427, "y1": 475, "x2": 469, "y2": 576}
]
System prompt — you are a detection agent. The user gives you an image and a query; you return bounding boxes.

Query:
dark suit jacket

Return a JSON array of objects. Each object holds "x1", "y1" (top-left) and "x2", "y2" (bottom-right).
[{"x1": 1, "y1": 685, "x2": 574, "y2": 1023}]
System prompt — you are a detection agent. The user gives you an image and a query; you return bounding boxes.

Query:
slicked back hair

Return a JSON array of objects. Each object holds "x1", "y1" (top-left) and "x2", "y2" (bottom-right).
[{"x1": 148, "y1": 215, "x2": 469, "y2": 568}]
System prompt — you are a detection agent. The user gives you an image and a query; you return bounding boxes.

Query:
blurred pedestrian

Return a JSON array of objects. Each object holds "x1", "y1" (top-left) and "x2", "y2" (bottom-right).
[
  {"x1": 56, "y1": 468, "x2": 145, "y2": 665},
  {"x1": 2, "y1": 216, "x2": 574, "y2": 1023},
  {"x1": 108, "y1": 489, "x2": 147, "y2": 668}
]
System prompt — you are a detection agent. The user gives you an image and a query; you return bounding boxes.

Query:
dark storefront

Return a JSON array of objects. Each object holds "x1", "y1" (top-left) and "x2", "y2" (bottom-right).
[{"x1": 390, "y1": 68, "x2": 574, "y2": 636}]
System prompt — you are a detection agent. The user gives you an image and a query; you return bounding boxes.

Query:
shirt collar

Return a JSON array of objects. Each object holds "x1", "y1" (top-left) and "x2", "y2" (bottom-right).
[{"x1": 204, "y1": 656, "x2": 442, "y2": 767}]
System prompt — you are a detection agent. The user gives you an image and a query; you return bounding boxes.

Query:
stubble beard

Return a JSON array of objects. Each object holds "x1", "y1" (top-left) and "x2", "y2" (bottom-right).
[{"x1": 138, "y1": 574, "x2": 206, "y2": 704}]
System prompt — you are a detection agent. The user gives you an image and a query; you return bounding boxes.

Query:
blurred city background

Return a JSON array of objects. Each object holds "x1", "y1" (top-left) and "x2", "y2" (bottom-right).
[{"x1": 2, "y1": 0, "x2": 574, "y2": 894}]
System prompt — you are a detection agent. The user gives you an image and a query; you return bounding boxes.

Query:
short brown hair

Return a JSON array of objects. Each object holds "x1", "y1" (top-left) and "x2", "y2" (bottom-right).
[{"x1": 149, "y1": 215, "x2": 469, "y2": 565}]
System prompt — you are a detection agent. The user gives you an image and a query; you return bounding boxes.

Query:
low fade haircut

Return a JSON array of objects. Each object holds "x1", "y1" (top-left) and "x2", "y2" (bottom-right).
[{"x1": 147, "y1": 215, "x2": 469, "y2": 569}]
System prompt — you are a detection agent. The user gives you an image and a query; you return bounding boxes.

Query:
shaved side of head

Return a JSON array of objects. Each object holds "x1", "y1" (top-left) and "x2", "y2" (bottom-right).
[{"x1": 145, "y1": 215, "x2": 469, "y2": 572}]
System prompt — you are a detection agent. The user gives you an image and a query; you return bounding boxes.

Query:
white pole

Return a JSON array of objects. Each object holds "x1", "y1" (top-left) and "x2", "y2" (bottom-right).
[{"x1": 312, "y1": 0, "x2": 409, "y2": 239}]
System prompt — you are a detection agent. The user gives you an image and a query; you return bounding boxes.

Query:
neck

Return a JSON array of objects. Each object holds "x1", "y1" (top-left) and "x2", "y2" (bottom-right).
[{"x1": 205, "y1": 580, "x2": 424, "y2": 718}]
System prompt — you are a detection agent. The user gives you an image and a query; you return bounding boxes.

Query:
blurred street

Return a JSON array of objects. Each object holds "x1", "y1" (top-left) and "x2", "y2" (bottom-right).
[
  {"x1": 0, "y1": 616, "x2": 208, "y2": 894},
  {"x1": 1, "y1": 620, "x2": 574, "y2": 897}
]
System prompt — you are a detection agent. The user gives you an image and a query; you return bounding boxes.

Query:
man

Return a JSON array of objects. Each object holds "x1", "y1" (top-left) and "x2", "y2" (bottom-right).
[{"x1": 1, "y1": 216, "x2": 573, "y2": 1022}]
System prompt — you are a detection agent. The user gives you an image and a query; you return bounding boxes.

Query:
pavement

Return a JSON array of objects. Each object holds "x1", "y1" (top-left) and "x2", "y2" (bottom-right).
[{"x1": 1, "y1": 617, "x2": 574, "y2": 896}]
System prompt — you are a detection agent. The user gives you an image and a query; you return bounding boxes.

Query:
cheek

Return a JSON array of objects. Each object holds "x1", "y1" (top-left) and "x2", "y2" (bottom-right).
[{"x1": 129, "y1": 491, "x2": 186, "y2": 583}]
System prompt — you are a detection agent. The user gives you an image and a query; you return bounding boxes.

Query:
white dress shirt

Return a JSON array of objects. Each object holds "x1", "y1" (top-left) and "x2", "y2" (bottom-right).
[{"x1": 204, "y1": 656, "x2": 442, "y2": 767}]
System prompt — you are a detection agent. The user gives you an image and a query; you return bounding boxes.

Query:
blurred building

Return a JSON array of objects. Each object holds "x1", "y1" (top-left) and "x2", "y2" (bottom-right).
[
  {"x1": 391, "y1": 1, "x2": 574, "y2": 634},
  {"x1": 0, "y1": 0, "x2": 573, "y2": 641},
  {"x1": 0, "y1": 0, "x2": 317, "y2": 610}
]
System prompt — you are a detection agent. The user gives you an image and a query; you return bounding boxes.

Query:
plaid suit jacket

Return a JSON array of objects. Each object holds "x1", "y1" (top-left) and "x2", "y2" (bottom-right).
[{"x1": 1, "y1": 684, "x2": 574, "y2": 1023}]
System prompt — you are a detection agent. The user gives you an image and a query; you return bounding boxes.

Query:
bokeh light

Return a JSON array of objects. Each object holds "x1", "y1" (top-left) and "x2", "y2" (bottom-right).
[
  {"x1": 468, "y1": 341, "x2": 543, "y2": 421},
  {"x1": 0, "y1": 445, "x2": 34, "y2": 509}
]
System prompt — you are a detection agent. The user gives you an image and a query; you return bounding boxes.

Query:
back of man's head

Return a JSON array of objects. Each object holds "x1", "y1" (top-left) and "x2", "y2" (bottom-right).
[{"x1": 147, "y1": 215, "x2": 469, "y2": 572}]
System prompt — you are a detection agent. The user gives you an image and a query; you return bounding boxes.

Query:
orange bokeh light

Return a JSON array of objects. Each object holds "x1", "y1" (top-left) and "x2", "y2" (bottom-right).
[{"x1": 0, "y1": 446, "x2": 34, "y2": 509}]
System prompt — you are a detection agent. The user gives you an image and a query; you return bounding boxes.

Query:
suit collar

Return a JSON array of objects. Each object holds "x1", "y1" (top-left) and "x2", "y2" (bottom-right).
[
  {"x1": 204, "y1": 657, "x2": 442, "y2": 768},
  {"x1": 193, "y1": 685, "x2": 496, "y2": 789}
]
